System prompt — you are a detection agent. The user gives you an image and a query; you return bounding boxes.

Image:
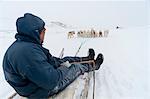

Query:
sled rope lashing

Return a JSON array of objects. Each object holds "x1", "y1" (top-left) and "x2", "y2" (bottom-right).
[
  {"x1": 70, "y1": 60, "x2": 94, "y2": 65},
  {"x1": 70, "y1": 60, "x2": 96, "y2": 99}
]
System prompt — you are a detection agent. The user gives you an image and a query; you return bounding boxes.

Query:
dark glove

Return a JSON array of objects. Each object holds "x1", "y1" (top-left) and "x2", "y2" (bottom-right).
[{"x1": 82, "y1": 48, "x2": 95, "y2": 61}]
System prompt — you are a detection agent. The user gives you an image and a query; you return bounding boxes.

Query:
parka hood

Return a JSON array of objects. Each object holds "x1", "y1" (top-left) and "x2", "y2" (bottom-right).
[{"x1": 15, "y1": 13, "x2": 45, "y2": 44}]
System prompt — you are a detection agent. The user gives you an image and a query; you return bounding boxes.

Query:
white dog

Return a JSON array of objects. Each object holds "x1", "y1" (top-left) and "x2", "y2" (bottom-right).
[{"x1": 68, "y1": 31, "x2": 75, "y2": 39}]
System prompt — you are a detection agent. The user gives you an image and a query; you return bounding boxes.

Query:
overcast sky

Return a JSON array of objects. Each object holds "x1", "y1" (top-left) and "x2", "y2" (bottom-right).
[{"x1": 0, "y1": 0, "x2": 148, "y2": 31}]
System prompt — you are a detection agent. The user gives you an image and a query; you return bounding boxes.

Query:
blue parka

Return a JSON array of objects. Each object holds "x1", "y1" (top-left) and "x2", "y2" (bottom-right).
[{"x1": 3, "y1": 13, "x2": 89, "y2": 98}]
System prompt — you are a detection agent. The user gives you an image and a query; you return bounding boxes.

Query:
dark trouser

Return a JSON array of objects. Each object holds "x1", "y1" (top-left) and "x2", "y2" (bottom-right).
[
  {"x1": 48, "y1": 63, "x2": 89, "y2": 97},
  {"x1": 27, "y1": 64, "x2": 89, "y2": 98},
  {"x1": 28, "y1": 57, "x2": 91, "y2": 98}
]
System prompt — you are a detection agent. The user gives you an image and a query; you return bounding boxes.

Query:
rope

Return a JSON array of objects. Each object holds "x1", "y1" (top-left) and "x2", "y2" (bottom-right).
[{"x1": 70, "y1": 60, "x2": 94, "y2": 64}]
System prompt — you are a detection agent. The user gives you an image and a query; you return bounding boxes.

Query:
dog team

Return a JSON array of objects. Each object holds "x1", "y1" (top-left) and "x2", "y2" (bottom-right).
[{"x1": 68, "y1": 29, "x2": 109, "y2": 39}]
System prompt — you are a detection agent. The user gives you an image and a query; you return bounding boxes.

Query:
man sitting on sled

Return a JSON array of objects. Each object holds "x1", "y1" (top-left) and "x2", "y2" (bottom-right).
[{"x1": 3, "y1": 13, "x2": 104, "y2": 98}]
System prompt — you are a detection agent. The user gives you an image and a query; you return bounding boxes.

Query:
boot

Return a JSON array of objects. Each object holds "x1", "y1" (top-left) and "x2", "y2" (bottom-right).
[
  {"x1": 82, "y1": 48, "x2": 95, "y2": 61},
  {"x1": 94, "y1": 53, "x2": 104, "y2": 70}
]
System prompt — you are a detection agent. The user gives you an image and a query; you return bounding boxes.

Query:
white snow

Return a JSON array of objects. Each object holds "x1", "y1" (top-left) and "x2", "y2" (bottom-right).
[
  {"x1": 0, "y1": 32, "x2": 16, "y2": 98},
  {"x1": 0, "y1": 1, "x2": 149, "y2": 99},
  {"x1": 44, "y1": 26, "x2": 149, "y2": 99},
  {"x1": 0, "y1": 26, "x2": 149, "y2": 99}
]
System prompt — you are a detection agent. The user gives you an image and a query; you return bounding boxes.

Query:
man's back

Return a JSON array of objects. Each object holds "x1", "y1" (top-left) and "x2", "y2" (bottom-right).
[
  {"x1": 2, "y1": 13, "x2": 62, "y2": 98},
  {"x1": 3, "y1": 40, "x2": 55, "y2": 97}
]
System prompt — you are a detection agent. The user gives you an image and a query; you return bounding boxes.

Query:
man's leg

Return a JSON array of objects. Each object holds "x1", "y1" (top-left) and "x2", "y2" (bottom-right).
[{"x1": 48, "y1": 63, "x2": 89, "y2": 96}]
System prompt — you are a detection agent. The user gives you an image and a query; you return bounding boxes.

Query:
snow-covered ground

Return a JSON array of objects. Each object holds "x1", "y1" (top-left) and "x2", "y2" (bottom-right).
[
  {"x1": 0, "y1": 32, "x2": 16, "y2": 98},
  {"x1": 0, "y1": 26, "x2": 149, "y2": 99},
  {"x1": 45, "y1": 26, "x2": 149, "y2": 99}
]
